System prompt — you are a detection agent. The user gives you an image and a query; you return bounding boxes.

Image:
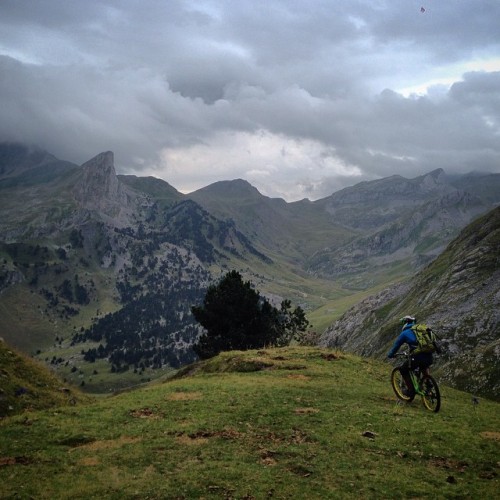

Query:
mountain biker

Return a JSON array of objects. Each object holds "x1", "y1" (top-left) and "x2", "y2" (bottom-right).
[{"x1": 387, "y1": 315, "x2": 433, "y2": 397}]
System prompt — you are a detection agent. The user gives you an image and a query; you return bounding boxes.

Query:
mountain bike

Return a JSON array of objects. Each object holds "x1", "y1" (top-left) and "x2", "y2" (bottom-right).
[{"x1": 391, "y1": 352, "x2": 441, "y2": 412}]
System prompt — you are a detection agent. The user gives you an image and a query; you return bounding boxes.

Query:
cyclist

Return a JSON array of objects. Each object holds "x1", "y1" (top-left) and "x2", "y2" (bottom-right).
[{"x1": 387, "y1": 315, "x2": 433, "y2": 397}]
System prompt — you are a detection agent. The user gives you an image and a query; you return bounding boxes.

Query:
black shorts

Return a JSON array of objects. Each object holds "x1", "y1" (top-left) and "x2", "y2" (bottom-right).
[{"x1": 411, "y1": 352, "x2": 433, "y2": 370}]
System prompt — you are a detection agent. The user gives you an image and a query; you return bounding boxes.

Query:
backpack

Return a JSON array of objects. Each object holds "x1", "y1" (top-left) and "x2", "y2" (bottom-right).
[{"x1": 411, "y1": 324, "x2": 441, "y2": 354}]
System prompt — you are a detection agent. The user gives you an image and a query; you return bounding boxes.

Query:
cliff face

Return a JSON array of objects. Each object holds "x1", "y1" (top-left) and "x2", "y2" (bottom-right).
[
  {"x1": 72, "y1": 151, "x2": 147, "y2": 226},
  {"x1": 76, "y1": 151, "x2": 121, "y2": 204},
  {"x1": 320, "y1": 206, "x2": 500, "y2": 400}
]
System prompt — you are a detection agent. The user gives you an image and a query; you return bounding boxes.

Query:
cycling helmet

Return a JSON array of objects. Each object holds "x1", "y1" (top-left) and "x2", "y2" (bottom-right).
[{"x1": 400, "y1": 315, "x2": 415, "y2": 324}]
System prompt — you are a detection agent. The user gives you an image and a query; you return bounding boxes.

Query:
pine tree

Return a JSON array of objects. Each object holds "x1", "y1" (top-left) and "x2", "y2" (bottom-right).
[{"x1": 192, "y1": 270, "x2": 309, "y2": 359}]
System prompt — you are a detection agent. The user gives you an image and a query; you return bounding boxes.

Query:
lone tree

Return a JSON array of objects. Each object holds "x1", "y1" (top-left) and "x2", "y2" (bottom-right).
[{"x1": 191, "y1": 270, "x2": 309, "y2": 359}]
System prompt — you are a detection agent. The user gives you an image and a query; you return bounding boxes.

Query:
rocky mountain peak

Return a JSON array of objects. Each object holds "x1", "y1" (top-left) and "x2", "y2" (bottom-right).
[
  {"x1": 419, "y1": 168, "x2": 446, "y2": 191},
  {"x1": 75, "y1": 151, "x2": 120, "y2": 208},
  {"x1": 73, "y1": 151, "x2": 137, "y2": 220},
  {"x1": 193, "y1": 178, "x2": 263, "y2": 200},
  {"x1": 79, "y1": 151, "x2": 118, "y2": 199}
]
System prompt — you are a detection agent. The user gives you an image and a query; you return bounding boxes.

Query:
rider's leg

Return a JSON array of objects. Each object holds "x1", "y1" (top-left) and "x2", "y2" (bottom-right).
[
  {"x1": 400, "y1": 362, "x2": 415, "y2": 397},
  {"x1": 414, "y1": 353, "x2": 433, "y2": 378}
]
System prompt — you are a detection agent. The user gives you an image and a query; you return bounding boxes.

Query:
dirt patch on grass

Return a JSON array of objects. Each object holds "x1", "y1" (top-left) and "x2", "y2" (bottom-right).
[
  {"x1": 321, "y1": 353, "x2": 341, "y2": 361},
  {"x1": 70, "y1": 436, "x2": 141, "y2": 452},
  {"x1": 287, "y1": 374, "x2": 311, "y2": 381},
  {"x1": 0, "y1": 456, "x2": 33, "y2": 467},
  {"x1": 129, "y1": 407, "x2": 162, "y2": 418},
  {"x1": 176, "y1": 434, "x2": 209, "y2": 446},
  {"x1": 294, "y1": 407, "x2": 319, "y2": 415},
  {"x1": 78, "y1": 456, "x2": 100, "y2": 466},
  {"x1": 480, "y1": 431, "x2": 500, "y2": 441},
  {"x1": 166, "y1": 391, "x2": 203, "y2": 401},
  {"x1": 260, "y1": 449, "x2": 279, "y2": 466},
  {"x1": 174, "y1": 428, "x2": 244, "y2": 446},
  {"x1": 429, "y1": 457, "x2": 468, "y2": 472}
]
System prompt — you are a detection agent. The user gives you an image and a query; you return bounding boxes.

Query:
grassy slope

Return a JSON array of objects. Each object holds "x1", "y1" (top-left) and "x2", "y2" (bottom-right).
[
  {"x1": 0, "y1": 341, "x2": 88, "y2": 417},
  {"x1": 0, "y1": 347, "x2": 498, "y2": 499},
  {"x1": 118, "y1": 174, "x2": 184, "y2": 207}
]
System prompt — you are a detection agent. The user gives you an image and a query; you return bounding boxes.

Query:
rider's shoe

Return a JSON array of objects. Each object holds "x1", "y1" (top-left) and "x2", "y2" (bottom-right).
[{"x1": 402, "y1": 384, "x2": 415, "y2": 398}]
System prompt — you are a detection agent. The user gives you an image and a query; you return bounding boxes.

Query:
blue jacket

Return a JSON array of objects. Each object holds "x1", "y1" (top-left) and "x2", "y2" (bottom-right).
[{"x1": 388, "y1": 322, "x2": 418, "y2": 358}]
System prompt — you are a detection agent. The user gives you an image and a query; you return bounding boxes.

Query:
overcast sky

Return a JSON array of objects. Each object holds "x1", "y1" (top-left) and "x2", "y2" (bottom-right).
[{"x1": 1, "y1": 1, "x2": 499, "y2": 201}]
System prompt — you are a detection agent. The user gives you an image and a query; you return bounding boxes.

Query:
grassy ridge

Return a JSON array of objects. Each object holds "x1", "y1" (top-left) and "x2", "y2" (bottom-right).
[
  {"x1": 1, "y1": 347, "x2": 498, "y2": 498},
  {"x1": 0, "y1": 341, "x2": 87, "y2": 417}
]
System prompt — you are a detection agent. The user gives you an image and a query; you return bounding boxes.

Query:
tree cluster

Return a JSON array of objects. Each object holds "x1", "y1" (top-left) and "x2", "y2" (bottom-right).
[{"x1": 192, "y1": 270, "x2": 309, "y2": 359}]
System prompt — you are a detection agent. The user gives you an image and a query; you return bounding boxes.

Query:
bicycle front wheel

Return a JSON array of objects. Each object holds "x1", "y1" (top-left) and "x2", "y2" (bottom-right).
[
  {"x1": 421, "y1": 375, "x2": 441, "y2": 412},
  {"x1": 391, "y1": 367, "x2": 415, "y2": 402}
]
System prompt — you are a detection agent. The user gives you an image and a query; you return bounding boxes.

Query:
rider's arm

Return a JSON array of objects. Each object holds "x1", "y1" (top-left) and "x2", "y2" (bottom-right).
[
  {"x1": 388, "y1": 333, "x2": 405, "y2": 358},
  {"x1": 388, "y1": 330, "x2": 414, "y2": 358}
]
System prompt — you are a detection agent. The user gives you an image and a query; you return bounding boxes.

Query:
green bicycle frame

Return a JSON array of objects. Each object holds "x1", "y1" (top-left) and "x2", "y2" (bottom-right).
[{"x1": 407, "y1": 365, "x2": 425, "y2": 396}]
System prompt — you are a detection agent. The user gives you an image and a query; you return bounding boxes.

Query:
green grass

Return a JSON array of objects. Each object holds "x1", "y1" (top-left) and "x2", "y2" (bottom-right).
[
  {"x1": 1, "y1": 347, "x2": 498, "y2": 499},
  {"x1": 0, "y1": 341, "x2": 88, "y2": 417}
]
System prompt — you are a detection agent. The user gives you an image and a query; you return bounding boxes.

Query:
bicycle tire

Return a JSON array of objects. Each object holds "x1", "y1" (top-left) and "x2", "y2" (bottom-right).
[
  {"x1": 421, "y1": 375, "x2": 441, "y2": 413},
  {"x1": 391, "y1": 367, "x2": 415, "y2": 402}
]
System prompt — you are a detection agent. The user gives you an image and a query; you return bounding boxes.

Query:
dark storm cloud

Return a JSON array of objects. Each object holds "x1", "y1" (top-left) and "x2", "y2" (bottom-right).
[{"x1": 0, "y1": 0, "x2": 499, "y2": 200}]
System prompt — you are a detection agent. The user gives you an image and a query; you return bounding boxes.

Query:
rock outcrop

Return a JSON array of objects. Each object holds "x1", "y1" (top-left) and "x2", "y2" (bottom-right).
[{"x1": 72, "y1": 151, "x2": 145, "y2": 225}]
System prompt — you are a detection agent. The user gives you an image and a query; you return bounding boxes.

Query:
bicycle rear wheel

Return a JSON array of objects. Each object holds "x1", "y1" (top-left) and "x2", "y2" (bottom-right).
[
  {"x1": 421, "y1": 375, "x2": 441, "y2": 412},
  {"x1": 391, "y1": 367, "x2": 415, "y2": 402}
]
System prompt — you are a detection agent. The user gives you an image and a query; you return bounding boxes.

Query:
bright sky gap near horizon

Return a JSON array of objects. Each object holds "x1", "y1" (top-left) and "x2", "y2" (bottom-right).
[{"x1": 1, "y1": 0, "x2": 499, "y2": 201}]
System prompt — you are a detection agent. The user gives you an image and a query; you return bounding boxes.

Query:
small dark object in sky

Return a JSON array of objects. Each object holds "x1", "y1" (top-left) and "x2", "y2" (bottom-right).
[{"x1": 421, "y1": 7, "x2": 426, "y2": 13}]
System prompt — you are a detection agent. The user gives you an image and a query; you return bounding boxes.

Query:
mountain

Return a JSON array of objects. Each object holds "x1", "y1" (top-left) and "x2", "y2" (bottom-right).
[
  {"x1": 0, "y1": 142, "x2": 78, "y2": 188},
  {"x1": 1, "y1": 141, "x2": 500, "y2": 394},
  {"x1": 0, "y1": 145, "x2": 273, "y2": 391},
  {"x1": 449, "y1": 171, "x2": 500, "y2": 204},
  {"x1": 319, "y1": 205, "x2": 500, "y2": 400},
  {"x1": 189, "y1": 179, "x2": 355, "y2": 264},
  {"x1": 308, "y1": 169, "x2": 494, "y2": 280},
  {"x1": 189, "y1": 170, "x2": 500, "y2": 289},
  {"x1": 119, "y1": 174, "x2": 184, "y2": 206}
]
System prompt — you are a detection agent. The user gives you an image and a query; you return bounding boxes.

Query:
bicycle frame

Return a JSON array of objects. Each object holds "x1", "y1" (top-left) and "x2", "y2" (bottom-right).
[
  {"x1": 395, "y1": 352, "x2": 424, "y2": 395},
  {"x1": 407, "y1": 366, "x2": 425, "y2": 396}
]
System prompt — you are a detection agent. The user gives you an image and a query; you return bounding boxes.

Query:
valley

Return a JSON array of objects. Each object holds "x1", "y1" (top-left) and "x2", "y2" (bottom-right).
[{"x1": 1, "y1": 142, "x2": 499, "y2": 396}]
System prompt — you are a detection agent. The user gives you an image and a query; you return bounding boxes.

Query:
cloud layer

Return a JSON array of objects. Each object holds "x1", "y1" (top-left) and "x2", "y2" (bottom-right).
[{"x1": 1, "y1": 0, "x2": 499, "y2": 200}]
